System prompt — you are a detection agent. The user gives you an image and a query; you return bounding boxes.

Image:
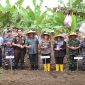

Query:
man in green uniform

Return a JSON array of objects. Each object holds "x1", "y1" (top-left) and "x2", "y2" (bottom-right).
[{"x1": 67, "y1": 33, "x2": 80, "y2": 71}]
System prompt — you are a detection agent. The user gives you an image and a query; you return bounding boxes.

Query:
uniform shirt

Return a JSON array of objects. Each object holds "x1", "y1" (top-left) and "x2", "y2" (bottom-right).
[
  {"x1": 40, "y1": 39, "x2": 51, "y2": 54},
  {"x1": 81, "y1": 40, "x2": 85, "y2": 56},
  {"x1": 53, "y1": 41, "x2": 66, "y2": 57},
  {"x1": 68, "y1": 39, "x2": 80, "y2": 56},
  {"x1": 13, "y1": 35, "x2": 25, "y2": 50},
  {"x1": 4, "y1": 36, "x2": 14, "y2": 54},
  {"x1": 26, "y1": 37, "x2": 39, "y2": 54}
]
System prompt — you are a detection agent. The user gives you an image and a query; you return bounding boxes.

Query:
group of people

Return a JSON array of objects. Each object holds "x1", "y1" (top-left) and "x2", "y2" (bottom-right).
[{"x1": 0, "y1": 25, "x2": 85, "y2": 72}]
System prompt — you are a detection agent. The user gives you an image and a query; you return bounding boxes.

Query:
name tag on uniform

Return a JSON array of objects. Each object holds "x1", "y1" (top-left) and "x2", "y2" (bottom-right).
[
  {"x1": 6, "y1": 56, "x2": 14, "y2": 59},
  {"x1": 74, "y1": 57, "x2": 83, "y2": 60},
  {"x1": 41, "y1": 56, "x2": 50, "y2": 59}
]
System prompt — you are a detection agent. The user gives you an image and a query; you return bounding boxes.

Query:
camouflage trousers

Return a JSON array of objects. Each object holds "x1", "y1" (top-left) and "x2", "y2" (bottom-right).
[
  {"x1": 4, "y1": 49, "x2": 15, "y2": 67},
  {"x1": 68, "y1": 55, "x2": 77, "y2": 70}
]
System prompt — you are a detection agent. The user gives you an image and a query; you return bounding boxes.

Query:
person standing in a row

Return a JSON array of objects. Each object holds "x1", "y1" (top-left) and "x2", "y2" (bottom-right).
[
  {"x1": 81, "y1": 35, "x2": 85, "y2": 70},
  {"x1": 3, "y1": 30, "x2": 15, "y2": 69},
  {"x1": 26, "y1": 31, "x2": 39, "y2": 70},
  {"x1": 40, "y1": 33, "x2": 51, "y2": 71},
  {"x1": 53, "y1": 35, "x2": 66, "y2": 71},
  {"x1": 67, "y1": 33, "x2": 80, "y2": 71},
  {"x1": 12, "y1": 29, "x2": 26, "y2": 69},
  {"x1": 0, "y1": 32, "x2": 3, "y2": 67}
]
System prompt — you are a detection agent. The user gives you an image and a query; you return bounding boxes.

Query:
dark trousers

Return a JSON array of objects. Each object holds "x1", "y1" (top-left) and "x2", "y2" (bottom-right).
[
  {"x1": 69, "y1": 55, "x2": 77, "y2": 71},
  {"x1": 55, "y1": 57, "x2": 64, "y2": 64},
  {"x1": 0, "y1": 48, "x2": 2, "y2": 67},
  {"x1": 42, "y1": 54, "x2": 51, "y2": 64},
  {"x1": 29, "y1": 54, "x2": 38, "y2": 70},
  {"x1": 14, "y1": 49, "x2": 26, "y2": 68}
]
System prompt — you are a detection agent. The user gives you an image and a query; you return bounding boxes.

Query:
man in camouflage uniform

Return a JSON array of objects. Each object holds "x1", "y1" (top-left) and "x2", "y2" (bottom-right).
[
  {"x1": 12, "y1": 29, "x2": 26, "y2": 69},
  {"x1": 67, "y1": 33, "x2": 80, "y2": 71}
]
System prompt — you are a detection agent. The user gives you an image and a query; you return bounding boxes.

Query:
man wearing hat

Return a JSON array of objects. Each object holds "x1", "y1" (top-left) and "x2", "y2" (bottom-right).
[
  {"x1": 67, "y1": 33, "x2": 80, "y2": 71},
  {"x1": 40, "y1": 33, "x2": 51, "y2": 71},
  {"x1": 53, "y1": 35, "x2": 66, "y2": 71},
  {"x1": 3, "y1": 30, "x2": 15, "y2": 69},
  {"x1": 26, "y1": 30, "x2": 39, "y2": 70},
  {"x1": 12, "y1": 29, "x2": 26, "y2": 69}
]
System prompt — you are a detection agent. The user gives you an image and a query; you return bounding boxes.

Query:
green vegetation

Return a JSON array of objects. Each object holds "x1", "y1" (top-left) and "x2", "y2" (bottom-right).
[{"x1": 0, "y1": 0, "x2": 85, "y2": 34}]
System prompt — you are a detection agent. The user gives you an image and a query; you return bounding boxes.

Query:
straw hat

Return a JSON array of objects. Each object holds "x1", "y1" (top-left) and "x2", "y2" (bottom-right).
[
  {"x1": 54, "y1": 35, "x2": 64, "y2": 40},
  {"x1": 42, "y1": 32, "x2": 50, "y2": 36},
  {"x1": 68, "y1": 32, "x2": 78, "y2": 38},
  {"x1": 42, "y1": 33, "x2": 50, "y2": 38},
  {"x1": 26, "y1": 30, "x2": 36, "y2": 35}
]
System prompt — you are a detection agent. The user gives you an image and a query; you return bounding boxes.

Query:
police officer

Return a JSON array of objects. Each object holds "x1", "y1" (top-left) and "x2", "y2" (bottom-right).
[
  {"x1": 12, "y1": 29, "x2": 26, "y2": 69},
  {"x1": 3, "y1": 30, "x2": 15, "y2": 69}
]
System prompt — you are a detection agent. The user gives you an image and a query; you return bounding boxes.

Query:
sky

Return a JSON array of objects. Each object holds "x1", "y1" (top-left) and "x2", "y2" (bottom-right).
[
  {"x1": 0, "y1": 0, "x2": 68, "y2": 12},
  {"x1": 0, "y1": 0, "x2": 85, "y2": 12}
]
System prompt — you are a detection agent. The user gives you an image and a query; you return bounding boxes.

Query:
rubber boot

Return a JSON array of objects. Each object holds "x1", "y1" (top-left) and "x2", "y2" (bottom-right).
[
  {"x1": 47, "y1": 64, "x2": 50, "y2": 71},
  {"x1": 60, "y1": 64, "x2": 64, "y2": 71},
  {"x1": 56, "y1": 64, "x2": 59, "y2": 71},
  {"x1": 44, "y1": 64, "x2": 47, "y2": 71}
]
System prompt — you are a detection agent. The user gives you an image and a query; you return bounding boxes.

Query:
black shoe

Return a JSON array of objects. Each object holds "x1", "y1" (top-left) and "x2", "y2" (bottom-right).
[
  {"x1": 21, "y1": 66, "x2": 24, "y2": 70},
  {"x1": 82, "y1": 68, "x2": 85, "y2": 71},
  {"x1": 14, "y1": 65, "x2": 18, "y2": 69},
  {"x1": 69, "y1": 67, "x2": 76, "y2": 71},
  {"x1": 5, "y1": 66, "x2": 9, "y2": 70},
  {"x1": 12, "y1": 66, "x2": 17, "y2": 70},
  {"x1": 31, "y1": 65, "x2": 34, "y2": 70},
  {"x1": 0, "y1": 64, "x2": 2, "y2": 67},
  {"x1": 34, "y1": 65, "x2": 39, "y2": 70}
]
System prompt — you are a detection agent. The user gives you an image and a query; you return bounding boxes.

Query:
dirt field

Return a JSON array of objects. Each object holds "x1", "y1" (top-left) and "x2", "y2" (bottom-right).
[{"x1": 0, "y1": 67, "x2": 85, "y2": 85}]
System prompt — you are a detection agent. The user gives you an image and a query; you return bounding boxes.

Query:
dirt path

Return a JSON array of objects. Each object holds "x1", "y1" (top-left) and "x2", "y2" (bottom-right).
[{"x1": 0, "y1": 69, "x2": 85, "y2": 85}]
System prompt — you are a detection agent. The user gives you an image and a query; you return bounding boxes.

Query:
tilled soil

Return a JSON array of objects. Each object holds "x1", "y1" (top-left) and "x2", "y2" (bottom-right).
[{"x1": 0, "y1": 69, "x2": 85, "y2": 85}]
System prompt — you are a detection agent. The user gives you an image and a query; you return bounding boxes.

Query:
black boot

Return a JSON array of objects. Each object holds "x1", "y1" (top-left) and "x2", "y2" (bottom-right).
[
  {"x1": 14, "y1": 64, "x2": 18, "y2": 69},
  {"x1": 21, "y1": 64, "x2": 24, "y2": 69},
  {"x1": 5, "y1": 65, "x2": 9, "y2": 70},
  {"x1": 31, "y1": 65, "x2": 34, "y2": 70},
  {"x1": 35, "y1": 65, "x2": 39, "y2": 70},
  {"x1": 0, "y1": 64, "x2": 2, "y2": 67}
]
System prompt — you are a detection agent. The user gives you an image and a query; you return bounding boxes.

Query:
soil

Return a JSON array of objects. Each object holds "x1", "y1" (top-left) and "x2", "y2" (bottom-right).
[{"x1": 0, "y1": 69, "x2": 85, "y2": 85}]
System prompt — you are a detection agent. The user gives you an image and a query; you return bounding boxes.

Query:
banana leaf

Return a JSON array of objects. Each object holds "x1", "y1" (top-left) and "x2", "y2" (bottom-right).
[{"x1": 71, "y1": 14, "x2": 77, "y2": 32}]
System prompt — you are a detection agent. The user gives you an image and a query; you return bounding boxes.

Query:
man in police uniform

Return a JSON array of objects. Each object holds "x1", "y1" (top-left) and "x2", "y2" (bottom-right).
[
  {"x1": 3, "y1": 30, "x2": 14, "y2": 69},
  {"x1": 12, "y1": 29, "x2": 26, "y2": 69}
]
